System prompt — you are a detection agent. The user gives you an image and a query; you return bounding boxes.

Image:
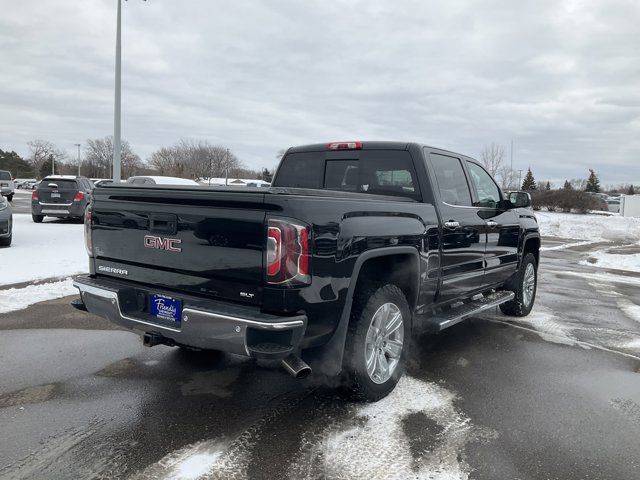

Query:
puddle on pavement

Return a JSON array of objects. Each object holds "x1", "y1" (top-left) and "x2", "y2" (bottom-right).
[{"x1": 95, "y1": 358, "x2": 139, "y2": 377}]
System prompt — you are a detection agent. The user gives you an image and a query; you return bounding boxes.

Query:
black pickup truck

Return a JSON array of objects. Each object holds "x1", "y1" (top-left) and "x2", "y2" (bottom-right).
[{"x1": 73, "y1": 141, "x2": 540, "y2": 401}]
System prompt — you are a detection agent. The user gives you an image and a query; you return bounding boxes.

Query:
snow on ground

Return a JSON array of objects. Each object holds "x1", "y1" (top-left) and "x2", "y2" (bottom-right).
[
  {"x1": 536, "y1": 211, "x2": 640, "y2": 242},
  {"x1": 1, "y1": 214, "x2": 87, "y2": 286},
  {"x1": 0, "y1": 278, "x2": 76, "y2": 314},
  {"x1": 135, "y1": 377, "x2": 479, "y2": 480},
  {"x1": 580, "y1": 248, "x2": 640, "y2": 273}
]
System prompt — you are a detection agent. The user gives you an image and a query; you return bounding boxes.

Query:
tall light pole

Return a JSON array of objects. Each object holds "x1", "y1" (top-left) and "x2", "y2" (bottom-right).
[
  {"x1": 113, "y1": 0, "x2": 123, "y2": 182},
  {"x1": 113, "y1": 0, "x2": 146, "y2": 182},
  {"x1": 75, "y1": 143, "x2": 81, "y2": 176}
]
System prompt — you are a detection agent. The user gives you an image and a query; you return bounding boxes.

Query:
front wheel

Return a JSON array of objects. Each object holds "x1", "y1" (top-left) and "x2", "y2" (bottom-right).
[
  {"x1": 500, "y1": 252, "x2": 538, "y2": 317},
  {"x1": 343, "y1": 283, "x2": 411, "y2": 402},
  {"x1": 7, "y1": 194, "x2": 13, "y2": 202}
]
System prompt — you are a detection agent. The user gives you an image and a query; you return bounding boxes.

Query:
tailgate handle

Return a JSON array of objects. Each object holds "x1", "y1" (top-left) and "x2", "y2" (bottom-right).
[{"x1": 149, "y1": 214, "x2": 178, "y2": 234}]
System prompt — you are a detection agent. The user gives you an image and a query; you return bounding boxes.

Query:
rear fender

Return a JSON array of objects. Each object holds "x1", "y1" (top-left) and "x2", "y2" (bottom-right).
[{"x1": 306, "y1": 246, "x2": 420, "y2": 377}]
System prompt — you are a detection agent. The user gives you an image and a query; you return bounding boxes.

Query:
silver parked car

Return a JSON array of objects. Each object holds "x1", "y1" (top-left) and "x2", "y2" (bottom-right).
[
  {"x1": 606, "y1": 199, "x2": 621, "y2": 213},
  {"x1": 0, "y1": 194, "x2": 12, "y2": 247},
  {"x1": 0, "y1": 170, "x2": 14, "y2": 202}
]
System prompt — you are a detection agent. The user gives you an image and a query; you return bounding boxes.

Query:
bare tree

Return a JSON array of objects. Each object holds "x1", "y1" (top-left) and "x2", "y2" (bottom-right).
[
  {"x1": 147, "y1": 139, "x2": 242, "y2": 179},
  {"x1": 27, "y1": 139, "x2": 67, "y2": 173},
  {"x1": 496, "y1": 165, "x2": 518, "y2": 190},
  {"x1": 480, "y1": 143, "x2": 505, "y2": 177},
  {"x1": 85, "y1": 136, "x2": 142, "y2": 178}
]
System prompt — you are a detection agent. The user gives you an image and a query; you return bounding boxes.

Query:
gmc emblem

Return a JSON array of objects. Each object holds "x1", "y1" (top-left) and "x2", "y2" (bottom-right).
[{"x1": 143, "y1": 235, "x2": 182, "y2": 252}]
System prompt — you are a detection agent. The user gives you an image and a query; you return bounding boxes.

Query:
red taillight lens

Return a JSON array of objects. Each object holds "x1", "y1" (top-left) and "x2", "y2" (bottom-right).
[
  {"x1": 84, "y1": 206, "x2": 93, "y2": 257},
  {"x1": 31, "y1": 191, "x2": 38, "y2": 201},
  {"x1": 327, "y1": 141, "x2": 363, "y2": 150},
  {"x1": 74, "y1": 191, "x2": 84, "y2": 202},
  {"x1": 266, "y1": 218, "x2": 311, "y2": 285}
]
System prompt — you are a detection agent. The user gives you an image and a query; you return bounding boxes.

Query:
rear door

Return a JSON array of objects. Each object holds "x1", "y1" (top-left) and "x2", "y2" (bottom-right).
[
  {"x1": 426, "y1": 152, "x2": 486, "y2": 303},
  {"x1": 38, "y1": 179, "x2": 78, "y2": 205},
  {"x1": 464, "y1": 161, "x2": 519, "y2": 286}
]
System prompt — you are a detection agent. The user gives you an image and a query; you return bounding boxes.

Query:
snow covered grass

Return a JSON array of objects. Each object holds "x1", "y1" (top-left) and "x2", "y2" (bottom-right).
[
  {"x1": 535, "y1": 211, "x2": 640, "y2": 243},
  {"x1": 0, "y1": 278, "x2": 76, "y2": 314},
  {"x1": 1, "y1": 214, "x2": 87, "y2": 286}
]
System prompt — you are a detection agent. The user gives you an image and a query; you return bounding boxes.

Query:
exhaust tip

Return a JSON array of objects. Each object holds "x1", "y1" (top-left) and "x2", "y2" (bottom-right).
[{"x1": 281, "y1": 354, "x2": 312, "y2": 379}]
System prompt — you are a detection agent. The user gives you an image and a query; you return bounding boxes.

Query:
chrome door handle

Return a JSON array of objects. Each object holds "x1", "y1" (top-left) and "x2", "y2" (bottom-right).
[
  {"x1": 444, "y1": 221, "x2": 460, "y2": 229},
  {"x1": 486, "y1": 220, "x2": 498, "y2": 228}
]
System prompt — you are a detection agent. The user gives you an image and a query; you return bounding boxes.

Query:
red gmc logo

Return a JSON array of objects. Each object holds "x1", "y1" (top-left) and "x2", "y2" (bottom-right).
[{"x1": 143, "y1": 235, "x2": 182, "y2": 252}]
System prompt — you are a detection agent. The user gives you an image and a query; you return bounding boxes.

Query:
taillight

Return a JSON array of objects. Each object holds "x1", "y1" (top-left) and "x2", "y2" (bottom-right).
[
  {"x1": 31, "y1": 191, "x2": 38, "y2": 201},
  {"x1": 84, "y1": 206, "x2": 93, "y2": 257},
  {"x1": 327, "y1": 141, "x2": 363, "y2": 150},
  {"x1": 74, "y1": 191, "x2": 84, "y2": 202},
  {"x1": 266, "y1": 218, "x2": 311, "y2": 285}
]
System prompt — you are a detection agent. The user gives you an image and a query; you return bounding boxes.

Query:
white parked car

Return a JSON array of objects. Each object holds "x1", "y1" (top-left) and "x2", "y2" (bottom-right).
[{"x1": 606, "y1": 199, "x2": 620, "y2": 213}]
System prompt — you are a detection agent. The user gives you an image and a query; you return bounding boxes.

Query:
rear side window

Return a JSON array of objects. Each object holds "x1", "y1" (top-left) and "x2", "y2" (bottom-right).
[
  {"x1": 40, "y1": 179, "x2": 78, "y2": 189},
  {"x1": 429, "y1": 154, "x2": 472, "y2": 206},
  {"x1": 0, "y1": 171, "x2": 11, "y2": 180},
  {"x1": 465, "y1": 161, "x2": 501, "y2": 208},
  {"x1": 274, "y1": 150, "x2": 420, "y2": 199}
]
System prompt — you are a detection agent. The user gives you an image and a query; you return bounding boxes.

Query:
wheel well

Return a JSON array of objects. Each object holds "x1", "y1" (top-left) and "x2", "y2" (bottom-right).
[
  {"x1": 523, "y1": 237, "x2": 540, "y2": 266},
  {"x1": 354, "y1": 254, "x2": 419, "y2": 308}
]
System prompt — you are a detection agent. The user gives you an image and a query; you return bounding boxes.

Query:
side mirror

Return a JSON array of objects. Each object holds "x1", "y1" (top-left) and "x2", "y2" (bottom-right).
[{"x1": 509, "y1": 191, "x2": 532, "y2": 208}]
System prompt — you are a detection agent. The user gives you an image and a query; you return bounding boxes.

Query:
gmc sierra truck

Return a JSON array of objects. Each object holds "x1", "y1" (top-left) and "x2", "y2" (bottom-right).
[{"x1": 73, "y1": 141, "x2": 540, "y2": 401}]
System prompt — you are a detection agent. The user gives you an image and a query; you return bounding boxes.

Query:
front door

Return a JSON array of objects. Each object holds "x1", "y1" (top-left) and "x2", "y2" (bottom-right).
[
  {"x1": 428, "y1": 153, "x2": 487, "y2": 303},
  {"x1": 464, "y1": 161, "x2": 519, "y2": 286}
]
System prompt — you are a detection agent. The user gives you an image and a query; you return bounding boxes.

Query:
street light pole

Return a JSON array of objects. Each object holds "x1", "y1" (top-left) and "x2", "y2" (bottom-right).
[
  {"x1": 113, "y1": 0, "x2": 122, "y2": 182},
  {"x1": 75, "y1": 143, "x2": 81, "y2": 176}
]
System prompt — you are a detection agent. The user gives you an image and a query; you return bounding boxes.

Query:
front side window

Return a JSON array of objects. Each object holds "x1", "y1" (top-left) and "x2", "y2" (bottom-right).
[
  {"x1": 429, "y1": 153, "x2": 472, "y2": 206},
  {"x1": 466, "y1": 162, "x2": 501, "y2": 208}
]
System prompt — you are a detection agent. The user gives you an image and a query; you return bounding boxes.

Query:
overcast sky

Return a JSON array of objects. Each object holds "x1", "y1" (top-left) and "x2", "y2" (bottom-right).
[{"x1": 1, "y1": 0, "x2": 639, "y2": 185}]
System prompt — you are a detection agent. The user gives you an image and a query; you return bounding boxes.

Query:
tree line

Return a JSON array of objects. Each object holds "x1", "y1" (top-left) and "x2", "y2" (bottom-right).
[{"x1": 0, "y1": 137, "x2": 275, "y2": 182}]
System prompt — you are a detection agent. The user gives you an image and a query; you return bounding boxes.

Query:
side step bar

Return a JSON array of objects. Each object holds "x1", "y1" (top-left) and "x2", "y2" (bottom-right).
[{"x1": 422, "y1": 291, "x2": 515, "y2": 332}]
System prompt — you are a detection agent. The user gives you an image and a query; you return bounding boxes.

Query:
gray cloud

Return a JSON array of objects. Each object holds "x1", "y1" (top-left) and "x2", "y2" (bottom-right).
[{"x1": 1, "y1": 0, "x2": 639, "y2": 185}]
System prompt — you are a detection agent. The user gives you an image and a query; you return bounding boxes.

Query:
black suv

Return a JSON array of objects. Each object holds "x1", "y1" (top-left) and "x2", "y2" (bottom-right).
[
  {"x1": 73, "y1": 142, "x2": 540, "y2": 401},
  {"x1": 32, "y1": 176, "x2": 93, "y2": 223}
]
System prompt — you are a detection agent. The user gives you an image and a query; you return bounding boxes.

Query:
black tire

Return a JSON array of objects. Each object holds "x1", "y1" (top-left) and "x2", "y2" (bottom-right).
[
  {"x1": 32, "y1": 214, "x2": 44, "y2": 223},
  {"x1": 7, "y1": 194, "x2": 13, "y2": 202},
  {"x1": 343, "y1": 283, "x2": 411, "y2": 402},
  {"x1": 500, "y1": 252, "x2": 538, "y2": 317},
  {"x1": 0, "y1": 234, "x2": 10, "y2": 247}
]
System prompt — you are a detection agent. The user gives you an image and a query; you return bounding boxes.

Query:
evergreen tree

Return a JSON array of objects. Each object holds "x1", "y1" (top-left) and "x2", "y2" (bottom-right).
[
  {"x1": 585, "y1": 169, "x2": 601, "y2": 193},
  {"x1": 563, "y1": 180, "x2": 573, "y2": 190},
  {"x1": 629, "y1": 184, "x2": 636, "y2": 195},
  {"x1": 521, "y1": 168, "x2": 537, "y2": 191},
  {"x1": 545, "y1": 181, "x2": 551, "y2": 190}
]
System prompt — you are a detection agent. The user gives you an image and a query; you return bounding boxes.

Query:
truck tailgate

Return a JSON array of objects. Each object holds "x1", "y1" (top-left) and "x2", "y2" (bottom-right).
[{"x1": 91, "y1": 186, "x2": 267, "y2": 305}]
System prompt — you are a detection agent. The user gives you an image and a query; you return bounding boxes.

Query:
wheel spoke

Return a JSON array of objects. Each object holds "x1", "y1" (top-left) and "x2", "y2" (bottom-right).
[
  {"x1": 384, "y1": 311, "x2": 403, "y2": 336},
  {"x1": 377, "y1": 351, "x2": 389, "y2": 379},
  {"x1": 383, "y1": 340, "x2": 402, "y2": 359}
]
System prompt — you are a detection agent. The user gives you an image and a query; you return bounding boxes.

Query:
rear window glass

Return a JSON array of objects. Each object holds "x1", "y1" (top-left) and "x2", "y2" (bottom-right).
[
  {"x1": 429, "y1": 154, "x2": 472, "y2": 206},
  {"x1": 0, "y1": 171, "x2": 11, "y2": 180},
  {"x1": 274, "y1": 150, "x2": 420, "y2": 199},
  {"x1": 40, "y1": 179, "x2": 78, "y2": 189}
]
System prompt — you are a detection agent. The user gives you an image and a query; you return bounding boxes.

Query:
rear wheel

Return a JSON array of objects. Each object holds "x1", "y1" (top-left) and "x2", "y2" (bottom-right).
[
  {"x1": 0, "y1": 234, "x2": 10, "y2": 247},
  {"x1": 6, "y1": 194, "x2": 13, "y2": 202},
  {"x1": 343, "y1": 283, "x2": 411, "y2": 402},
  {"x1": 500, "y1": 253, "x2": 537, "y2": 317},
  {"x1": 32, "y1": 214, "x2": 44, "y2": 223}
]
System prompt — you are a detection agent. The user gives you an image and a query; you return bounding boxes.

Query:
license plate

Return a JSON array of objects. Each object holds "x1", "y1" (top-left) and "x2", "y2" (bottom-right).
[
  {"x1": 150, "y1": 294, "x2": 182, "y2": 324},
  {"x1": 51, "y1": 192, "x2": 61, "y2": 198}
]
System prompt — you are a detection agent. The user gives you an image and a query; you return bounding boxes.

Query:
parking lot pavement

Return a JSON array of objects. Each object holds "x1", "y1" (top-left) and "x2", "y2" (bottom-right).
[{"x1": 1, "y1": 244, "x2": 640, "y2": 479}]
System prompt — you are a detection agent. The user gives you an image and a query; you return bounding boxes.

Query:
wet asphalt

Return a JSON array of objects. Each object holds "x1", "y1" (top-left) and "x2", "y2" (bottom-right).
[{"x1": 1, "y1": 238, "x2": 640, "y2": 479}]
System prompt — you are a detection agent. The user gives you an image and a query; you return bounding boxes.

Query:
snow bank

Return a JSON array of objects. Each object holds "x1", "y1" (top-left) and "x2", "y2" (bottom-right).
[
  {"x1": 0, "y1": 278, "x2": 76, "y2": 313},
  {"x1": 581, "y1": 249, "x2": 640, "y2": 273},
  {"x1": 536, "y1": 211, "x2": 640, "y2": 242},
  {"x1": 1, "y1": 214, "x2": 87, "y2": 286}
]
